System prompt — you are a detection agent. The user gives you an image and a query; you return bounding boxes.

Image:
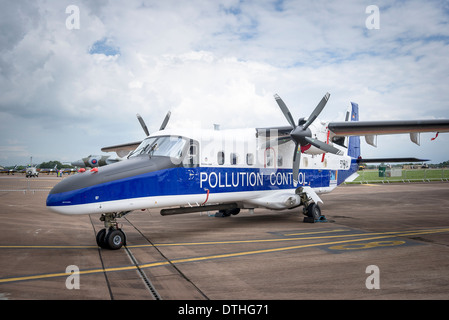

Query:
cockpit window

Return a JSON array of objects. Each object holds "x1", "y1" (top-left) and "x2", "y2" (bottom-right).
[{"x1": 128, "y1": 136, "x2": 187, "y2": 159}]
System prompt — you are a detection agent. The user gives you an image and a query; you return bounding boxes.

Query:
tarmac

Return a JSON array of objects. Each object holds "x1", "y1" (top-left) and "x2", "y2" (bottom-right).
[{"x1": 1, "y1": 175, "x2": 449, "y2": 300}]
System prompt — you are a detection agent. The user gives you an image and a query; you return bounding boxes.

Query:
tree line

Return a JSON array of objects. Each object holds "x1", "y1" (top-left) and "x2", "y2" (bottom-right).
[{"x1": 1, "y1": 161, "x2": 74, "y2": 170}]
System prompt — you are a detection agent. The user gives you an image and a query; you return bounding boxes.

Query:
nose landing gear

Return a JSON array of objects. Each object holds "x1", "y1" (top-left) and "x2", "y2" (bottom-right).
[
  {"x1": 96, "y1": 212, "x2": 129, "y2": 250},
  {"x1": 96, "y1": 227, "x2": 126, "y2": 250}
]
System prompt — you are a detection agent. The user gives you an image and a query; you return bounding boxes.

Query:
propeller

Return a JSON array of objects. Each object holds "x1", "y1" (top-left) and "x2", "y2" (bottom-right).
[
  {"x1": 274, "y1": 93, "x2": 343, "y2": 185},
  {"x1": 137, "y1": 114, "x2": 150, "y2": 136},
  {"x1": 136, "y1": 111, "x2": 171, "y2": 137},
  {"x1": 159, "y1": 111, "x2": 171, "y2": 131}
]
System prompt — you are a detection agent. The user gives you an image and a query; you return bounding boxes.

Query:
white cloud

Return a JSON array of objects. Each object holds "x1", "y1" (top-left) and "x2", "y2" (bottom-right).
[{"x1": 0, "y1": 0, "x2": 448, "y2": 165}]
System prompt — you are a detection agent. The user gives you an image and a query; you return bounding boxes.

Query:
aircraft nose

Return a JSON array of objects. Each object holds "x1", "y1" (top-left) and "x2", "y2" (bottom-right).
[
  {"x1": 46, "y1": 192, "x2": 69, "y2": 214},
  {"x1": 46, "y1": 169, "x2": 98, "y2": 214},
  {"x1": 46, "y1": 156, "x2": 178, "y2": 215},
  {"x1": 46, "y1": 156, "x2": 145, "y2": 214}
]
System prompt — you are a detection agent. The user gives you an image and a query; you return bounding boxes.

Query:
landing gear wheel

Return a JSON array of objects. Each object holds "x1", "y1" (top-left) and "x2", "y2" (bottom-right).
[
  {"x1": 215, "y1": 208, "x2": 240, "y2": 217},
  {"x1": 98, "y1": 212, "x2": 130, "y2": 249},
  {"x1": 215, "y1": 210, "x2": 231, "y2": 217},
  {"x1": 105, "y1": 228, "x2": 126, "y2": 250},
  {"x1": 230, "y1": 208, "x2": 240, "y2": 215},
  {"x1": 96, "y1": 228, "x2": 126, "y2": 250},
  {"x1": 307, "y1": 203, "x2": 322, "y2": 220},
  {"x1": 96, "y1": 228, "x2": 108, "y2": 249}
]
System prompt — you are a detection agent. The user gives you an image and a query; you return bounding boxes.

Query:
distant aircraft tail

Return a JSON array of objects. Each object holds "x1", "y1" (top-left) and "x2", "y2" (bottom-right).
[{"x1": 347, "y1": 102, "x2": 361, "y2": 159}]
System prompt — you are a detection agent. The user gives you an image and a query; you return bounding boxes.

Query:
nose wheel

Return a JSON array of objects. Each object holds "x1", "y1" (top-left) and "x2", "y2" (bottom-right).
[
  {"x1": 96, "y1": 212, "x2": 128, "y2": 250},
  {"x1": 96, "y1": 228, "x2": 126, "y2": 250}
]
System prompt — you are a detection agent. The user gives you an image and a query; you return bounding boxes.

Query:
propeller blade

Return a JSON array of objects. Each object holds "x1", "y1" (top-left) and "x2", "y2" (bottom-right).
[
  {"x1": 304, "y1": 136, "x2": 343, "y2": 155},
  {"x1": 274, "y1": 94, "x2": 296, "y2": 129},
  {"x1": 159, "y1": 111, "x2": 171, "y2": 131},
  {"x1": 136, "y1": 114, "x2": 150, "y2": 136},
  {"x1": 303, "y1": 92, "x2": 330, "y2": 130},
  {"x1": 292, "y1": 142, "x2": 301, "y2": 186}
]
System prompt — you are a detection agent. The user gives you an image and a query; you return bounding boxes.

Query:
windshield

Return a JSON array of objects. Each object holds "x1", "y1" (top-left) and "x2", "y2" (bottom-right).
[{"x1": 128, "y1": 136, "x2": 187, "y2": 159}]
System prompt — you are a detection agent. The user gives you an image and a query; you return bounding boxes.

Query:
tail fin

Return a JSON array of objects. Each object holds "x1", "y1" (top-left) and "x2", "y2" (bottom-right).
[{"x1": 347, "y1": 102, "x2": 361, "y2": 159}]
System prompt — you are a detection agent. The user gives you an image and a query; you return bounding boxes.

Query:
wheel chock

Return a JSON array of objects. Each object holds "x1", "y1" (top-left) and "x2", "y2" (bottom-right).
[{"x1": 303, "y1": 215, "x2": 328, "y2": 223}]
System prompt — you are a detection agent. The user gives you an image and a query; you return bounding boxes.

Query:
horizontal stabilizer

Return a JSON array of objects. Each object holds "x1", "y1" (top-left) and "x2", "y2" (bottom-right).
[{"x1": 357, "y1": 157, "x2": 429, "y2": 163}]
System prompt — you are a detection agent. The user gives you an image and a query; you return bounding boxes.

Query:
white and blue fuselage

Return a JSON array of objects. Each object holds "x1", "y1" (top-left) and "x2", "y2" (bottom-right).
[{"x1": 46, "y1": 105, "x2": 361, "y2": 216}]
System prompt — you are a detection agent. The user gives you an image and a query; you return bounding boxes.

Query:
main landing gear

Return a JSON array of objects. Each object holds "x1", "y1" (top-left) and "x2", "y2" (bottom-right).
[
  {"x1": 96, "y1": 212, "x2": 129, "y2": 250},
  {"x1": 297, "y1": 189, "x2": 327, "y2": 223},
  {"x1": 215, "y1": 208, "x2": 240, "y2": 217},
  {"x1": 303, "y1": 203, "x2": 327, "y2": 223}
]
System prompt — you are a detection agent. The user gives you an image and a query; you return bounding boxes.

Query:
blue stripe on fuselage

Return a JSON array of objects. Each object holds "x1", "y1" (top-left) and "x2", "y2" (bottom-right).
[
  {"x1": 337, "y1": 158, "x2": 359, "y2": 185},
  {"x1": 46, "y1": 165, "x2": 357, "y2": 207}
]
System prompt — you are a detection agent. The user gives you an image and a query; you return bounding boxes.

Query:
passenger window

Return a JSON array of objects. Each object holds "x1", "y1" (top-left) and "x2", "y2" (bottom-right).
[
  {"x1": 265, "y1": 148, "x2": 274, "y2": 168},
  {"x1": 230, "y1": 153, "x2": 238, "y2": 165},
  {"x1": 217, "y1": 151, "x2": 225, "y2": 165},
  {"x1": 277, "y1": 155, "x2": 283, "y2": 167},
  {"x1": 246, "y1": 153, "x2": 254, "y2": 166}
]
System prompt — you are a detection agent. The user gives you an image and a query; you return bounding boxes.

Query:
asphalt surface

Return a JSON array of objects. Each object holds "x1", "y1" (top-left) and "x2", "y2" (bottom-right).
[{"x1": 1, "y1": 175, "x2": 449, "y2": 300}]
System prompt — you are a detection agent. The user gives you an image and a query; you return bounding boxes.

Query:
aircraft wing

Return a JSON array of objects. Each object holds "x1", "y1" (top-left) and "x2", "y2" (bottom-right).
[
  {"x1": 101, "y1": 141, "x2": 142, "y2": 158},
  {"x1": 328, "y1": 119, "x2": 449, "y2": 136},
  {"x1": 357, "y1": 157, "x2": 429, "y2": 163}
]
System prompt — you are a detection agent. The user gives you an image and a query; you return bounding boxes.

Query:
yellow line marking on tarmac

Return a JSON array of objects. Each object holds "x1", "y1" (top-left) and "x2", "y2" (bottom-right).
[
  {"x1": 131, "y1": 227, "x2": 449, "y2": 248},
  {"x1": 329, "y1": 240, "x2": 406, "y2": 251},
  {"x1": 1, "y1": 228, "x2": 448, "y2": 284},
  {"x1": 0, "y1": 264, "x2": 155, "y2": 284},
  {"x1": 284, "y1": 229, "x2": 350, "y2": 236},
  {"x1": 0, "y1": 245, "x2": 98, "y2": 249},
  {"x1": 2, "y1": 228, "x2": 448, "y2": 250}
]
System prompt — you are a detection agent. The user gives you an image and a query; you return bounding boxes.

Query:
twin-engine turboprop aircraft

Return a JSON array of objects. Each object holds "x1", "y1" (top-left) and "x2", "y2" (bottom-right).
[{"x1": 46, "y1": 93, "x2": 449, "y2": 249}]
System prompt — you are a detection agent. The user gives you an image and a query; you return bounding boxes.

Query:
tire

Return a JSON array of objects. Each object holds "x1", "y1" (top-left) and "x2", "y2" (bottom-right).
[
  {"x1": 105, "y1": 229, "x2": 126, "y2": 250},
  {"x1": 96, "y1": 228, "x2": 109, "y2": 249},
  {"x1": 307, "y1": 203, "x2": 321, "y2": 220},
  {"x1": 230, "y1": 208, "x2": 240, "y2": 215}
]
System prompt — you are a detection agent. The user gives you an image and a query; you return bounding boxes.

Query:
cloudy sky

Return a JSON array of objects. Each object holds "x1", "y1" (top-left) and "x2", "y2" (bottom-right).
[{"x1": 1, "y1": 0, "x2": 449, "y2": 166}]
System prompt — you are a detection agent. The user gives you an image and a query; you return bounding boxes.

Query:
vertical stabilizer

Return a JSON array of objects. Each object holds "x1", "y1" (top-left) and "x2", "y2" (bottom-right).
[{"x1": 347, "y1": 102, "x2": 360, "y2": 159}]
